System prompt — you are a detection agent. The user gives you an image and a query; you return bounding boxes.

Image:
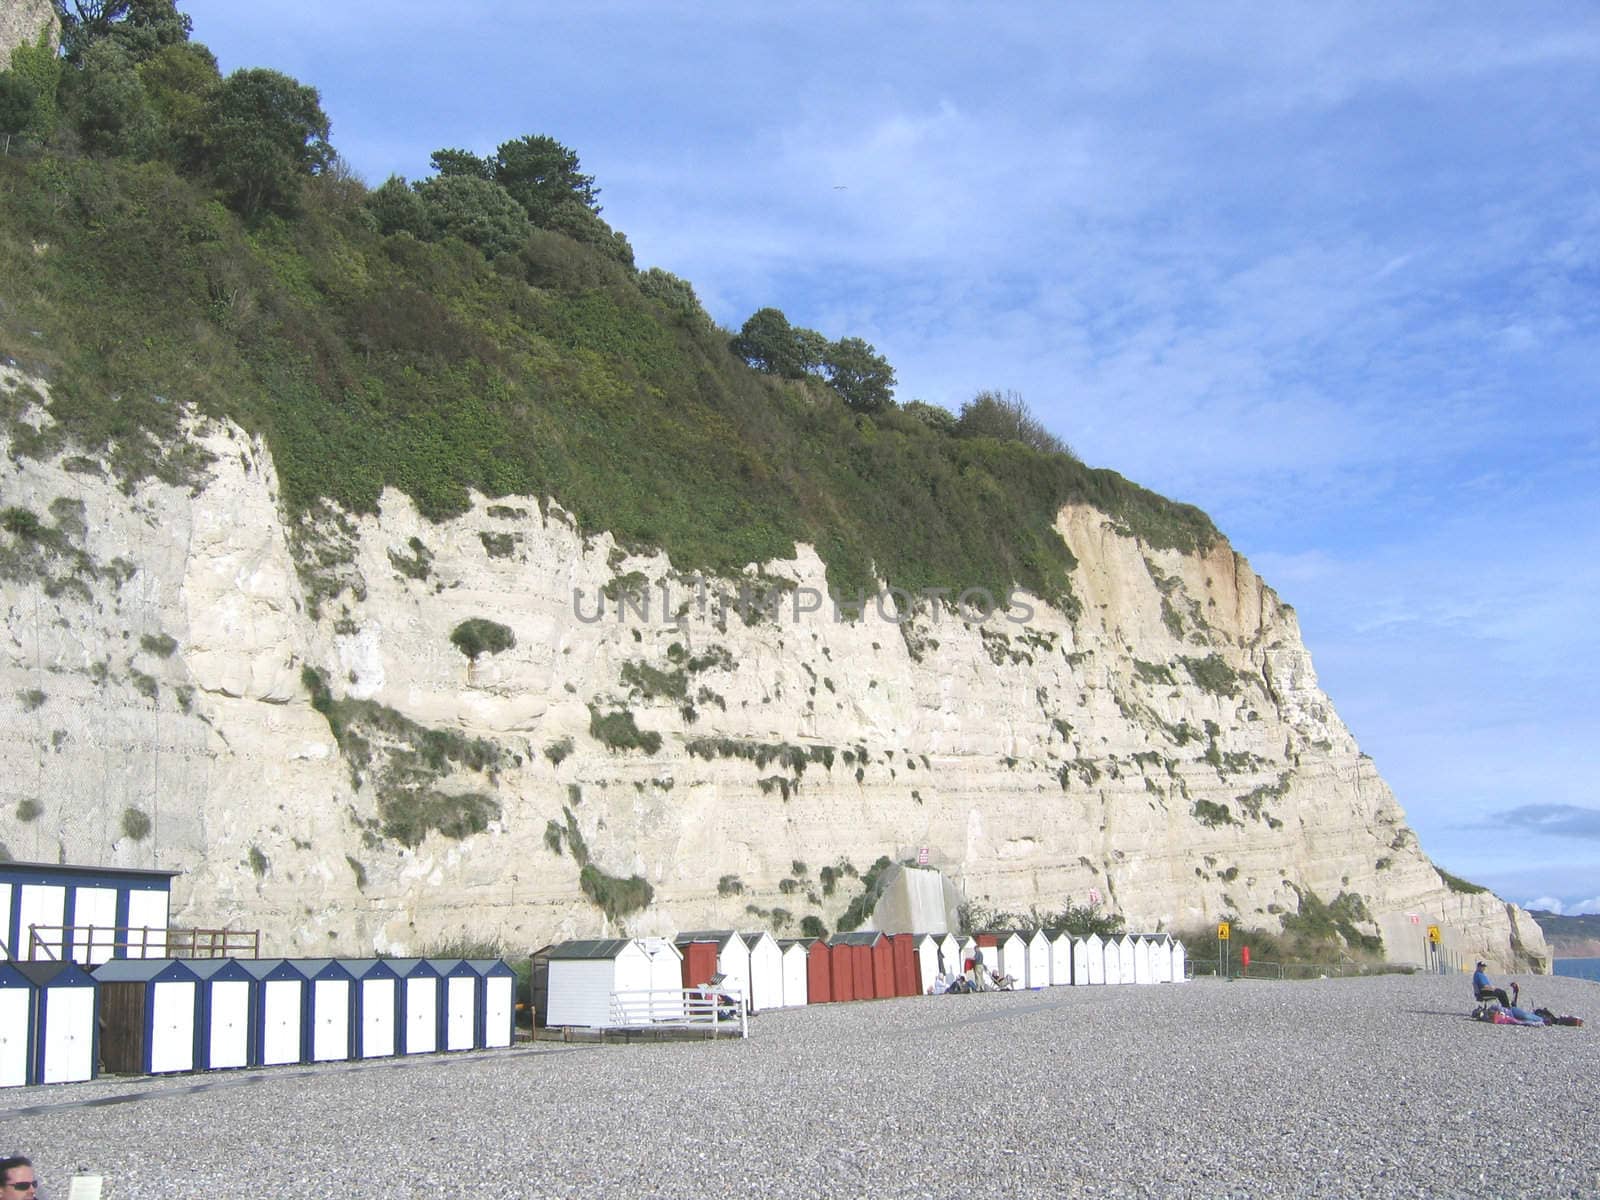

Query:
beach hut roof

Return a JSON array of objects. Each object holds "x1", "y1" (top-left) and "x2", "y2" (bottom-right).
[
  {"x1": 829, "y1": 931, "x2": 883, "y2": 946},
  {"x1": 91, "y1": 958, "x2": 197, "y2": 983},
  {"x1": 673, "y1": 929, "x2": 740, "y2": 949},
  {"x1": 542, "y1": 939, "x2": 637, "y2": 960}
]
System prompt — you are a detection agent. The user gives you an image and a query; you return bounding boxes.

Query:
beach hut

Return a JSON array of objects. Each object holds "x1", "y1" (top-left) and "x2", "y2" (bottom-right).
[
  {"x1": 1047, "y1": 931, "x2": 1073, "y2": 986},
  {"x1": 1171, "y1": 940, "x2": 1188, "y2": 982},
  {"x1": 466, "y1": 959, "x2": 518, "y2": 1048},
  {"x1": 1023, "y1": 930, "x2": 1051, "y2": 989},
  {"x1": 239, "y1": 959, "x2": 304, "y2": 1067},
  {"x1": 914, "y1": 934, "x2": 941, "y2": 994},
  {"x1": 19, "y1": 961, "x2": 97, "y2": 1084},
  {"x1": 1, "y1": 861, "x2": 178, "y2": 964},
  {"x1": 290, "y1": 959, "x2": 356, "y2": 1062},
  {"x1": 957, "y1": 937, "x2": 978, "y2": 976},
  {"x1": 638, "y1": 937, "x2": 685, "y2": 1022},
  {"x1": 974, "y1": 933, "x2": 1000, "y2": 975},
  {"x1": 538, "y1": 939, "x2": 652, "y2": 1029},
  {"x1": 345, "y1": 959, "x2": 400, "y2": 1059},
  {"x1": 1118, "y1": 935, "x2": 1137, "y2": 984},
  {"x1": 806, "y1": 938, "x2": 835, "y2": 1003},
  {"x1": 827, "y1": 939, "x2": 855, "y2": 1002},
  {"x1": 889, "y1": 934, "x2": 920, "y2": 997},
  {"x1": 1, "y1": 961, "x2": 37, "y2": 1087},
  {"x1": 386, "y1": 958, "x2": 443, "y2": 1054},
  {"x1": 1101, "y1": 937, "x2": 1122, "y2": 985},
  {"x1": 674, "y1": 931, "x2": 751, "y2": 1012},
  {"x1": 1072, "y1": 937, "x2": 1092, "y2": 986},
  {"x1": 741, "y1": 931, "x2": 784, "y2": 1014},
  {"x1": 992, "y1": 931, "x2": 1028, "y2": 986},
  {"x1": 830, "y1": 932, "x2": 890, "y2": 999},
  {"x1": 1138, "y1": 934, "x2": 1172, "y2": 983},
  {"x1": 938, "y1": 933, "x2": 962, "y2": 976},
  {"x1": 93, "y1": 958, "x2": 199, "y2": 1076},
  {"x1": 189, "y1": 958, "x2": 252, "y2": 1071},
  {"x1": 1132, "y1": 937, "x2": 1153, "y2": 985},
  {"x1": 427, "y1": 959, "x2": 478, "y2": 1052},
  {"x1": 775, "y1": 940, "x2": 809, "y2": 1007}
]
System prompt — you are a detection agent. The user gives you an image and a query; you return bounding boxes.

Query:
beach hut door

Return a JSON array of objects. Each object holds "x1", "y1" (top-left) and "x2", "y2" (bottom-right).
[
  {"x1": 42, "y1": 986, "x2": 93, "y2": 1083},
  {"x1": 0, "y1": 988, "x2": 28, "y2": 1086},
  {"x1": 313, "y1": 979, "x2": 350, "y2": 1061},
  {"x1": 210, "y1": 980, "x2": 249, "y2": 1069},
  {"x1": 261, "y1": 980, "x2": 301, "y2": 1065},
  {"x1": 484, "y1": 976, "x2": 513, "y2": 1048},
  {"x1": 361, "y1": 978, "x2": 395, "y2": 1057},
  {"x1": 150, "y1": 980, "x2": 195, "y2": 1073}
]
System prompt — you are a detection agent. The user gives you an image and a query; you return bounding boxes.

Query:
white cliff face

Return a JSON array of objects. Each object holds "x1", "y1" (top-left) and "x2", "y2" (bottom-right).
[{"x1": 0, "y1": 370, "x2": 1546, "y2": 969}]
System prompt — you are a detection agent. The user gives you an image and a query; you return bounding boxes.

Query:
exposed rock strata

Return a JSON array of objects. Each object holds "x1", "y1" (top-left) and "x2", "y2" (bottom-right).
[{"x1": 0, "y1": 369, "x2": 1547, "y2": 970}]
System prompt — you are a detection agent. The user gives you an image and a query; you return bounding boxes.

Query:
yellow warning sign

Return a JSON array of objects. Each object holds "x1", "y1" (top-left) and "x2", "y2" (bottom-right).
[
  {"x1": 1217, "y1": 921, "x2": 1230, "y2": 941},
  {"x1": 1427, "y1": 925, "x2": 1441, "y2": 944}
]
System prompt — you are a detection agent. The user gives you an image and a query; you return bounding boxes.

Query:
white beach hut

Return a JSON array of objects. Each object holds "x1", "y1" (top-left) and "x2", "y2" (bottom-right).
[
  {"x1": 914, "y1": 934, "x2": 941, "y2": 994},
  {"x1": 1118, "y1": 935, "x2": 1137, "y2": 984},
  {"x1": 1049, "y1": 931, "x2": 1074, "y2": 986},
  {"x1": 957, "y1": 937, "x2": 977, "y2": 976},
  {"x1": 938, "y1": 934, "x2": 962, "y2": 977},
  {"x1": 637, "y1": 937, "x2": 685, "y2": 1022},
  {"x1": 189, "y1": 958, "x2": 252, "y2": 1071},
  {"x1": 92, "y1": 958, "x2": 199, "y2": 1075},
  {"x1": 741, "y1": 931, "x2": 785, "y2": 1014},
  {"x1": 1024, "y1": 930, "x2": 1051, "y2": 989},
  {"x1": 1101, "y1": 936, "x2": 1122, "y2": 985},
  {"x1": 1142, "y1": 934, "x2": 1173, "y2": 983},
  {"x1": 1171, "y1": 940, "x2": 1188, "y2": 982},
  {"x1": 292, "y1": 959, "x2": 357, "y2": 1062},
  {"x1": 539, "y1": 939, "x2": 652, "y2": 1028},
  {"x1": 1081, "y1": 935, "x2": 1104, "y2": 985},
  {"x1": 777, "y1": 940, "x2": 810, "y2": 1007},
  {"x1": 1133, "y1": 937, "x2": 1153, "y2": 985},
  {"x1": 996, "y1": 932, "x2": 1029, "y2": 986}
]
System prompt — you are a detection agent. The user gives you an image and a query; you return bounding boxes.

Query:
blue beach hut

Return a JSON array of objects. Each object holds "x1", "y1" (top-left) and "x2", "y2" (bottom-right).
[
  {"x1": 18, "y1": 960, "x2": 98, "y2": 1084},
  {"x1": 293, "y1": 959, "x2": 357, "y2": 1063},
  {"x1": 344, "y1": 958, "x2": 401, "y2": 1059},
  {"x1": 428, "y1": 959, "x2": 478, "y2": 1052},
  {"x1": 0, "y1": 960, "x2": 35, "y2": 1087},
  {"x1": 240, "y1": 958, "x2": 305, "y2": 1067},
  {"x1": 189, "y1": 958, "x2": 253, "y2": 1070},
  {"x1": 92, "y1": 958, "x2": 199, "y2": 1075},
  {"x1": 466, "y1": 959, "x2": 517, "y2": 1049},
  {"x1": 387, "y1": 958, "x2": 442, "y2": 1055}
]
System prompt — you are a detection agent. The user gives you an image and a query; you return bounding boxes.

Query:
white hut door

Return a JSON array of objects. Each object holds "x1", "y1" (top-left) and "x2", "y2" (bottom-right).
[
  {"x1": 209, "y1": 980, "x2": 249, "y2": 1069},
  {"x1": 404, "y1": 979, "x2": 437, "y2": 1054},
  {"x1": 42, "y1": 987, "x2": 93, "y2": 1083},
  {"x1": 483, "y1": 977, "x2": 512, "y2": 1048},
  {"x1": 72, "y1": 888, "x2": 118, "y2": 965},
  {"x1": 445, "y1": 977, "x2": 474, "y2": 1050},
  {"x1": 261, "y1": 980, "x2": 301, "y2": 1065},
  {"x1": 17, "y1": 886, "x2": 64, "y2": 960},
  {"x1": 313, "y1": 979, "x2": 349, "y2": 1061},
  {"x1": 0, "y1": 989, "x2": 28, "y2": 1086},
  {"x1": 125, "y1": 890, "x2": 170, "y2": 959},
  {"x1": 149, "y1": 980, "x2": 195, "y2": 1074},
  {"x1": 361, "y1": 979, "x2": 395, "y2": 1057}
]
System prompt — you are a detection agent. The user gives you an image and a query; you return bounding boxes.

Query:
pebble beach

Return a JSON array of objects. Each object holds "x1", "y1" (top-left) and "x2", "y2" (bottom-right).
[{"x1": 4, "y1": 972, "x2": 1596, "y2": 1199}]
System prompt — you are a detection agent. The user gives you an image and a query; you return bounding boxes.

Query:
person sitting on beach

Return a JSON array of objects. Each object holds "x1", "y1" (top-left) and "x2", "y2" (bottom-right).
[
  {"x1": 0, "y1": 1157, "x2": 37, "y2": 1195},
  {"x1": 1472, "y1": 961, "x2": 1514, "y2": 1008}
]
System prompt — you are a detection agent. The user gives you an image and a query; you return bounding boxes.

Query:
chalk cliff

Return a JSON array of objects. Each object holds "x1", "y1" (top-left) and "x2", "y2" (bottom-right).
[{"x1": 0, "y1": 363, "x2": 1547, "y2": 970}]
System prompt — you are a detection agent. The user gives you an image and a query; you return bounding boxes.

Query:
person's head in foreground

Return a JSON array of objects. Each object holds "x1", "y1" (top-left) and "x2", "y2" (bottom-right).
[{"x1": 0, "y1": 1158, "x2": 37, "y2": 1195}]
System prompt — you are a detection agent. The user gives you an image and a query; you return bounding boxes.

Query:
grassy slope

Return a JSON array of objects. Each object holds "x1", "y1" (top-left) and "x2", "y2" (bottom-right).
[{"x1": 0, "y1": 152, "x2": 1217, "y2": 608}]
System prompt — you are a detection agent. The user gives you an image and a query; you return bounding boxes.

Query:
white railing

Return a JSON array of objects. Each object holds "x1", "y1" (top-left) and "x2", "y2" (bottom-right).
[{"x1": 607, "y1": 987, "x2": 748, "y2": 1038}]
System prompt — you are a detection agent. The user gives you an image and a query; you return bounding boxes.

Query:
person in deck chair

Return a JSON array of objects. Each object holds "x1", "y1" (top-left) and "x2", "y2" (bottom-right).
[{"x1": 1472, "y1": 961, "x2": 1515, "y2": 1008}]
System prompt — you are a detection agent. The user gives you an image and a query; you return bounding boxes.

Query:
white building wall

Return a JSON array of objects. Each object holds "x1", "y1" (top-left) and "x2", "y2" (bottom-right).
[{"x1": 546, "y1": 958, "x2": 620, "y2": 1028}]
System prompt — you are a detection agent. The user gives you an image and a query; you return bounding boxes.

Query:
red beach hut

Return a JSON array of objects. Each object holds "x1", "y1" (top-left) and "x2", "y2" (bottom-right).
[
  {"x1": 804, "y1": 938, "x2": 833, "y2": 1003},
  {"x1": 889, "y1": 934, "x2": 919, "y2": 997}
]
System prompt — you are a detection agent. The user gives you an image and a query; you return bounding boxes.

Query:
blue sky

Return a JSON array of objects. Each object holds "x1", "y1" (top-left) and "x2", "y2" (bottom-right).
[{"x1": 178, "y1": 2, "x2": 1600, "y2": 914}]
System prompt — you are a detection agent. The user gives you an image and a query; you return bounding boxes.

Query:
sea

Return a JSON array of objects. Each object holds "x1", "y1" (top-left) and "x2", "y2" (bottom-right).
[{"x1": 1553, "y1": 957, "x2": 1600, "y2": 982}]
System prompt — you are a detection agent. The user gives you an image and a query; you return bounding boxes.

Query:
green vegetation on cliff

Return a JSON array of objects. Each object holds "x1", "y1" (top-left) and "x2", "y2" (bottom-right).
[{"x1": 0, "y1": 2, "x2": 1217, "y2": 612}]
